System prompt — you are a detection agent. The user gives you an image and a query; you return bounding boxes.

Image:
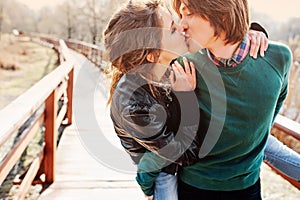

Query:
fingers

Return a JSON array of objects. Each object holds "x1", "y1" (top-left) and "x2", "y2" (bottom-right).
[
  {"x1": 169, "y1": 69, "x2": 175, "y2": 86},
  {"x1": 190, "y1": 62, "x2": 196, "y2": 89},
  {"x1": 182, "y1": 57, "x2": 191, "y2": 74},
  {"x1": 172, "y1": 61, "x2": 182, "y2": 77},
  {"x1": 145, "y1": 195, "x2": 153, "y2": 200},
  {"x1": 170, "y1": 57, "x2": 196, "y2": 91},
  {"x1": 173, "y1": 60, "x2": 185, "y2": 74},
  {"x1": 249, "y1": 34, "x2": 259, "y2": 59},
  {"x1": 173, "y1": 57, "x2": 191, "y2": 74},
  {"x1": 249, "y1": 30, "x2": 268, "y2": 59},
  {"x1": 261, "y1": 34, "x2": 268, "y2": 55}
]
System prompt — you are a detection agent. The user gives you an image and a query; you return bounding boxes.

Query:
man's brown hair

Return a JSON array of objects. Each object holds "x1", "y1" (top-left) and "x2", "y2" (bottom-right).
[{"x1": 172, "y1": 0, "x2": 250, "y2": 45}]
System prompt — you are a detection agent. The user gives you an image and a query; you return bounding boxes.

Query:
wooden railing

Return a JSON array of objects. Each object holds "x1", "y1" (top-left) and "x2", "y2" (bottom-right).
[
  {"x1": 65, "y1": 39, "x2": 104, "y2": 68},
  {"x1": 274, "y1": 115, "x2": 300, "y2": 140},
  {"x1": 268, "y1": 115, "x2": 300, "y2": 189},
  {"x1": 0, "y1": 39, "x2": 74, "y2": 199}
]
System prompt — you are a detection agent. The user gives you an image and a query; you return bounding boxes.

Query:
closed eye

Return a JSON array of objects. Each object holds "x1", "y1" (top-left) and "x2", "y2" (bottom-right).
[{"x1": 171, "y1": 27, "x2": 176, "y2": 34}]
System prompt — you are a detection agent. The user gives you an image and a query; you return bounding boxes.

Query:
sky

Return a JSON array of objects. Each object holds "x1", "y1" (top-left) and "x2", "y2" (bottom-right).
[
  {"x1": 249, "y1": 0, "x2": 300, "y2": 23},
  {"x1": 15, "y1": 0, "x2": 66, "y2": 11},
  {"x1": 15, "y1": 0, "x2": 300, "y2": 23}
]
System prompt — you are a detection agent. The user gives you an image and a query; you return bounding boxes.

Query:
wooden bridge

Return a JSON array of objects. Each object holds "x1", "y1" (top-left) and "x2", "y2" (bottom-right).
[{"x1": 0, "y1": 33, "x2": 299, "y2": 199}]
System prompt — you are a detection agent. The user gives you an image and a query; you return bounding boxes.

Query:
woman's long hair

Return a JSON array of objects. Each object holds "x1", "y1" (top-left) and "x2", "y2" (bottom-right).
[{"x1": 104, "y1": 0, "x2": 163, "y2": 104}]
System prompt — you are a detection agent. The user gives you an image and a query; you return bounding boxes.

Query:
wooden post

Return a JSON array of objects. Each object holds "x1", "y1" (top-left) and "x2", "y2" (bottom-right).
[
  {"x1": 44, "y1": 89, "x2": 58, "y2": 183},
  {"x1": 66, "y1": 68, "x2": 74, "y2": 125}
]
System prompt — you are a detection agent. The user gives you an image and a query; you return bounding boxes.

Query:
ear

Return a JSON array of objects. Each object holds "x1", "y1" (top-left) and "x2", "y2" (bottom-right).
[{"x1": 146, "y1": 53, "x2": 156, "y2": 63}]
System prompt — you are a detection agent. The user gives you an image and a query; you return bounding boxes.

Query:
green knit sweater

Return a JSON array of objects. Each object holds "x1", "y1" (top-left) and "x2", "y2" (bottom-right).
[
  {"x1": 136, "y1": 41, "x2": 292, "y2": 194},
  {"x1": 179, "y1": 41, "x2": 292, "y2": 190}
]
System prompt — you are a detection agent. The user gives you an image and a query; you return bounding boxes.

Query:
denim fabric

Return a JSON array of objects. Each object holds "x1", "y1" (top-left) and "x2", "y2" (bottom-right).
[
  {"x1": 264, "y1": 134, "x2": 300, "y2": 181},
  {"x1": 154, "y1": 172, "x2": 178, "y2": 200}
]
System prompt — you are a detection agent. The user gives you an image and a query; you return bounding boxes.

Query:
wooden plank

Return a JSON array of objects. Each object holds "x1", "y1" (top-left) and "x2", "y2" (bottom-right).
[
  {"x1": 56, "y1": 104, "x2": 67, "y2": 128},
  {"x1": 16, "y1": 151, "x2": 43, "y2": 200},
  {"x1": 274, "y1": 114, "x2": 300, "y2": 140},
  {"x1": 0, "y1": 61, "x2": 74, "y2": 147},
  {"x1": 66, "y1": 68, "x2": 74, "y2": 125},
  {"x1": 38, "y1": 49, "x2": 144, "y2": 200},
  {"x1": 57, "y1": 80, "x2": 68, "y2": 101},
  {"x1": 38, "y1": 126, "x2": 144, "y2": 200},
  {"x1": 44, "y1": 89, "x2": 58, "y2": 184},
  {"x1": 0, "y1": 114, "x2": 44, "y2": 185}
]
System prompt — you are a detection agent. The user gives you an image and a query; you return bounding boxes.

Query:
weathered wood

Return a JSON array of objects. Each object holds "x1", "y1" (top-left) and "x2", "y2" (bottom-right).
[
  {"x1": 0, "y1": 61, "x2": 74, "y2": 146},
  {"x1": 44, "y1": 90, "x2": 58, "y2": 184},
  {"x1": 56, "y1": 104, "x2": 67, "y2": 128},
  {"x1": 0, "y1": 114, "x2": 44, "y2": 185},
  {"x1": 66, "y1": 68, "x2": 74, "y2": 125},
  {"x1": 0, "y1": 37, "x2": 75, "y2": 199},
  {"x1": 57, "y1": 79, "x2": 68, "y2": 101},
  {"x1": 16, "y1": 151, "x2": 44, "y2": 200},
  {"x1": 274, "y1": 114, "x2": 300, "y2": 140}
]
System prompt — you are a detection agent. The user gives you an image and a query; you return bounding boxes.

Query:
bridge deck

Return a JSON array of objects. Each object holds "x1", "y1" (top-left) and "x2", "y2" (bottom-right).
[{"x1": 38, "y1": 51, "x2": 144, "y2": 200}]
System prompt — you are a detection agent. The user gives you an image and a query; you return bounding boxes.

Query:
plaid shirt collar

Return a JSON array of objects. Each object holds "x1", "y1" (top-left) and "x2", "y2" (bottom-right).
[{"x1": 207, "y1": 35, "x2": 250, "y2": 68}]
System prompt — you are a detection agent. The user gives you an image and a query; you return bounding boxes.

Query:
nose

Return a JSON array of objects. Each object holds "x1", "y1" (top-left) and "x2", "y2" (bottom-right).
[{"x1": 179, "y1": 18, "x2": 188, "y2": 35}]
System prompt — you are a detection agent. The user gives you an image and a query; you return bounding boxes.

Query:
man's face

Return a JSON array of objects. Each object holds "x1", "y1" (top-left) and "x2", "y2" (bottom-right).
[{"x1": 179, "y1": 3, "x2": 216, "y2": 52}]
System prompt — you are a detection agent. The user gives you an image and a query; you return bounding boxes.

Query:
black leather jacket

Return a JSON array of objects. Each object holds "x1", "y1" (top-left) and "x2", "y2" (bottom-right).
[{"x1": 110, "y1": 72, "x2": 201, "y2": 174}]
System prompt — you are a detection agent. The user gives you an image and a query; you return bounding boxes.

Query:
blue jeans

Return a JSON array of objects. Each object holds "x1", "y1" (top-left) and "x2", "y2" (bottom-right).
[
  {"x1": 154, "y1": 172, "x2": 178, "y2": 200},
  {"x1": 264, "y1": 134, "x2": 300, "y2": 181}
]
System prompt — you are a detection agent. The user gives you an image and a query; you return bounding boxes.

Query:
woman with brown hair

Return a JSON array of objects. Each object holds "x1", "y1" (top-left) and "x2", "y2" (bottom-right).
[
  {"x1": 104, "y1": 1, "x2": 200, "y2": 199},
  {"x1": 104, "y1": 0, "x2": 270, "y2": 199}
]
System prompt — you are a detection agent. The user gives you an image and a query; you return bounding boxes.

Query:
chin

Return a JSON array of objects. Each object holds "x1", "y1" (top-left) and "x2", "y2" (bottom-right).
[
  {"x1": 188, "y1": 43, "x2": 202, "y2": 53},
  {"x1": 188, "y1": 47, "x2": 200, "y2": 53}
]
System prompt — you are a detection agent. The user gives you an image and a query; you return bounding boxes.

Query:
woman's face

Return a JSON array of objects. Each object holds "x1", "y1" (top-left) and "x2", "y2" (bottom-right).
[{"x1": 157, "y1": 6, "x2": 189, "y2": 65}]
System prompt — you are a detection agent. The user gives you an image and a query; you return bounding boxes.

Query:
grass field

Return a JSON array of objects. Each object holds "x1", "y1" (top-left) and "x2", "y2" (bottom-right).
[
  {"x1": 0, "y1": 34, "x2": 58, "y2": 109},
  {"x1": 0, "y1": 34, "x2": 58, "y2": 199}
]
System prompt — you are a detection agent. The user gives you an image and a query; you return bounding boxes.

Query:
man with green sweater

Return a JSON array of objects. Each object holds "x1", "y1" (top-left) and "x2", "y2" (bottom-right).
[{"x1": 169, "y1": 0, "x2": 292, "y2": 199}]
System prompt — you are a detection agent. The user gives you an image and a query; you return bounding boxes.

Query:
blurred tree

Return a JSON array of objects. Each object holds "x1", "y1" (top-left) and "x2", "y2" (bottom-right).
[
  {"x1": 0, "y1": 0, "x2": 4, "y2": 40},
  {"x1": 2, "y1": 0, "x2": 36, "y2": 33},
  {"x1": 36, "y1": 7, "x2": 57, "y2": 35},
  {"x1": 78, "y1": 0, "x2": 102, "y2": 44},
  {"x1": 62, "y1": 1, "x2": 76, "y2": 39},
  {"x1": 281, "y1": 18, "x2": 300, "y2": 41},
  {"x1": 54, "y1": 0, "x2": 78, "y2": 39},
  {"x1": 75, "y1": 0, "x2": 126, "y2": 44}
]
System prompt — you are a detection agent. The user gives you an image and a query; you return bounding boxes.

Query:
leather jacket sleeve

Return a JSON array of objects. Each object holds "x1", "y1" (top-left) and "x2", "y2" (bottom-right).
[{"x1": 111, "y1": 75, "x2": 201, "y2": 167}]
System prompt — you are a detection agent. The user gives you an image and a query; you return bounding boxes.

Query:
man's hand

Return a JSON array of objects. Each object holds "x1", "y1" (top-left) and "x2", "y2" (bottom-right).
[
  {"x1": 170, "y1": 57, "x2": 196, "y2": 91},
  {"x1": 145, "y1": 195, "x2": 153, "y2": 200},
  {"x1": 248, "y1": 30, "x2": 268, "y2": 59}
]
